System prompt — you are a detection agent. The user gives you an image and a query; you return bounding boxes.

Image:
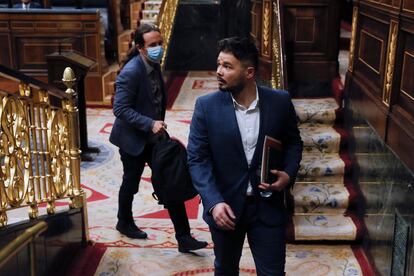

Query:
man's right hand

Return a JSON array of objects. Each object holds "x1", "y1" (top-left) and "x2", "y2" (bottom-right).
[
  {"x1": 152, "y1": 120, "x2": 167, "y2": 134},
  {"x1": 211, "y1": 202, "x2": 236, "y2": 230}
]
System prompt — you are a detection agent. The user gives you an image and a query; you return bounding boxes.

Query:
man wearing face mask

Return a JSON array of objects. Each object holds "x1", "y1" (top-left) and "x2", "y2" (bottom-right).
[{"x1": 110, "y1": 23, "x2": 207, "y2": 253}]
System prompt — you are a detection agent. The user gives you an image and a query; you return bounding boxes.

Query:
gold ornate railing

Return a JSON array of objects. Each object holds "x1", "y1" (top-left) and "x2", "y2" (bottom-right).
[
  {"x1": 0, "y1": 65, "x2": 85, "y2": 228},
  {"x1": 157, "y1": 0, "x2": 179, "y2": 68},
  {"x1": 0, "y1": 221, "x2": 47, "y2": 274}
]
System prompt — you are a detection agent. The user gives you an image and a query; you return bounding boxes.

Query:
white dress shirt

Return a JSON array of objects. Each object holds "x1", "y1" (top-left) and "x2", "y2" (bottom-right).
[{"x1": 231, "y1": 86, "x2": 260, "y2": 196}]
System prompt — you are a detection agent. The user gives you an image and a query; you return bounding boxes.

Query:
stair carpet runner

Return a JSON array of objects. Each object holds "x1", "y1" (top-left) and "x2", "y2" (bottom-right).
[
  {"x1": 288, "y1": 97, "x2": 363, "y2": 242},
  {"x1": 140, "y1": 1, "x2": 162, "y2": 25}
]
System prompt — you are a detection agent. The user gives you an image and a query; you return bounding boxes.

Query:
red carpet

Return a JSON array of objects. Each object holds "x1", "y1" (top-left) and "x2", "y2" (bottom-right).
[
  {"x1": 139, "y1": 196, "x2": 201, "y2": 220},
  {"x1": 65, "y1": 244, "x2": 107, "y2": 276}
]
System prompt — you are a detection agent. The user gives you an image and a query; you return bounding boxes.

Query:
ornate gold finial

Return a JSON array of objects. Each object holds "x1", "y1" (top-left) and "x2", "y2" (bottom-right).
[{"x1": 62, "y1": 67, "x2": 77, "y2": 96}]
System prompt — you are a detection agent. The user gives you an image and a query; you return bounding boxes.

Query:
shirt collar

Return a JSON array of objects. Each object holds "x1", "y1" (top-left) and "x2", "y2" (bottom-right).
[
  {"x1": 141, "y1": 55, "x2": 154, "y2": 75},
  {"x1": 231, "y1": 85, "x2": 259, "y2": 111}
]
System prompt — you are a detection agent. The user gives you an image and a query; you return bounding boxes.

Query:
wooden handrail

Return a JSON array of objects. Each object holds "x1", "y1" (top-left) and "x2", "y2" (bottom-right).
[
  {"x1": 0, "y1": 63, "x2": 69, "y2": 99},
  {"x1": 0, "y1": 221, "x2": 48, "y2": 269}
]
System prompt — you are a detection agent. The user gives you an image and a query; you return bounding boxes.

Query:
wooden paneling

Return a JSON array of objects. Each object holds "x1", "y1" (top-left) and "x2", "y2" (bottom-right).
[
  {"x1": 250, "y1": 0, "x2": 262, "y2": 43},
  {"x1": 387, "y1": 106, "x2": 414, "y2": 170},
  {"x1": 358, "y1": 30, "x2": 384, "y2": 75},
  {"x1": 15, "y1": 37, "x2": 80, "y2": 70},
  {"x1": 349, "y1": 71, "x2": 388, "y2": 138},
  {"x1": 282, "y1": 0, "x2": 341, "y2": 82},
  {"x1": 399, "y1": 51, "x2": 414, "y2": 115},
  {"x1": 353, "y1": 12, "x2": 389, "y2": 95},
  {"x1": 346, "y1": 0, "x2": 414, "y2": 171},
  {"x1": 0, "y1": 10, "x2": 104, "y2": 102},
  {"x1": 362, "y1": 0, "x2": 401, "y2": 10},
  {"x1": 0, "y1": 34, "x2": 11, "y2": 67},
  {"x1": 403, "y1": 0, "x2": 414, "y2": 13}
]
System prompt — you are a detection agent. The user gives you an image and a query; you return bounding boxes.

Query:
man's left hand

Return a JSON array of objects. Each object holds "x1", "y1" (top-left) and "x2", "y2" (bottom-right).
[{"x1": 258, "y1": 170, "x2": 291, "y2": 192}]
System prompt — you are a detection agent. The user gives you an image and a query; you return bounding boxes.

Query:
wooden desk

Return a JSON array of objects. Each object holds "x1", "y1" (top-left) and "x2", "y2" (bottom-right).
[{"x1": 0, "y1": 8, "x2": 106, "y2": 103}]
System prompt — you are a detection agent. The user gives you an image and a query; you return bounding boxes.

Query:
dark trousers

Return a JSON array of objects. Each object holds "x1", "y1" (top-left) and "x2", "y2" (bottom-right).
[
  {"x1": 118, "y1": 144, "x2": 190, "y2": 238},
  {"x1": 210, "y1": 200, "x2": 286, "y2": 276}
]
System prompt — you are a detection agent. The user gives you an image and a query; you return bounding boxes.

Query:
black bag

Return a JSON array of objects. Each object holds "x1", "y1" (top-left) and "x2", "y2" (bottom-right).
[{"x1": 151, "y1": 137, "x2": 198, "y2": 205}]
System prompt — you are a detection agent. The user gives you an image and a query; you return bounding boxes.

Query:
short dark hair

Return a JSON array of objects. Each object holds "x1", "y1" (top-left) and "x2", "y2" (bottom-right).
[
  {"x1": 217, "y1": 37, "x2": 259, "y2": 69},
  {"x1": 134, "y1": 23, "x2": 160, "y2": 48}
]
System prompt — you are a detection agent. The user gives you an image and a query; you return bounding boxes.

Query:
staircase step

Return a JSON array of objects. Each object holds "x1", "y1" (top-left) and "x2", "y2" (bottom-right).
[
  {"x1": 299, "y1": 124, "x2": 348, "y2": 154},
  {"x1": 352, "y1": 126, "x2": 387, "y2": 153},
  {"x1": 364, "y1": 214, "x2": 394, "y2": 242},
  {"x1": 140, "y1": 18, "x2": 157, "y2": 25},
  {"x1": 144, "y1": 2, "x2": 162, "y2": 10},
  {"x1": 286, "y1": 244, "x2": 377, "y2": 276},
  {"x1": 287, "y1": 214, "x2": 363, "y2": 242},
  {"x1": 298, "y1": 153, "x2": 351, "y2": 182},
  {"x1": 360, "y1": 181, "x2": 413, "y2": 213},
  {"x1": 293, "y1": 98, "x2": 341, "y2": 125},
  {"x1": 290, "y1": 182, "x2": 357, "y2": 214},
  {"x1": 142, "y1": 10, "x2": 159, "y2": 21},
  {"x1": 354, "y1": 153, "x2": 394, "y2": 182}
]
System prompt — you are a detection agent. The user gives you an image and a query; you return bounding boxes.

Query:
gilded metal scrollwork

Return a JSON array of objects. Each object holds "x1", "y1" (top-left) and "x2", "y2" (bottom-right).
[
  {"x1": 271, "y1": 0, "x2": 285, "y2": 90},
  {"x1": 48, "y1": 110, "x2": 70, "y2": 198},
  {"x1": 18, "y1": 83, "x2": 31, "y2": 97},
  {"x1": 0, "y1": 97, "x2": 31, "y2": 208},
  {"x1": 383, "y1": 22, "x2": 398, "y2": 106},
  {"x1": 0, "y1": 66, "x2": 85, "y2": 228}
]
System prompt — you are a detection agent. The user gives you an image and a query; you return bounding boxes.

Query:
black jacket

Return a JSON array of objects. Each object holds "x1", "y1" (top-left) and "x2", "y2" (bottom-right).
[{"x1": 151, "y1": 138, "x2": 198, "y2": 205}]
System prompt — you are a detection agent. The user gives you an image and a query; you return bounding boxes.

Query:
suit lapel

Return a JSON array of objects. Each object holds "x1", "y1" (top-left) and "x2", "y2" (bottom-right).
[
  {"x1": 137, "y1": 56, "x2": 154, "y2": 101},
  {"x1": 251, "y1": 87, "x2": 267, "y2": 168},
  {"x1": 221, "y1": 93, "x2": 248, "y2": 167}
]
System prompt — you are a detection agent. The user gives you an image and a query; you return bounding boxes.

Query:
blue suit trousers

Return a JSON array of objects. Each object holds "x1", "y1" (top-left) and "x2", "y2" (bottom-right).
[{"x1": 210, "y1": 200, "x2": 286, "y2": 276}]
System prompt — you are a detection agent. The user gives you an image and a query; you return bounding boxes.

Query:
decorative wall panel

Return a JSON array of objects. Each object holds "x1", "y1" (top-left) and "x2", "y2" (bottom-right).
[
  {"x1": 0, "y1": 10, "x2": 104, "y2": 102},
  {"x1": 346, "y1": 0, "x2": 414, "y2": 171}
]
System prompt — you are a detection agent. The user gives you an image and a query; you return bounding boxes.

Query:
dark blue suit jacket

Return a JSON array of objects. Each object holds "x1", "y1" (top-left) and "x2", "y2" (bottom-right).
[
  {"x1": 109, "y1": 55, "x2": 166, "y2": 156},
  {"x1": 13, "y1": 2, "x2": 42, "y2": 8},
  {"x1": 187, "y1": 86, "x2": 303, "y2": 228}
]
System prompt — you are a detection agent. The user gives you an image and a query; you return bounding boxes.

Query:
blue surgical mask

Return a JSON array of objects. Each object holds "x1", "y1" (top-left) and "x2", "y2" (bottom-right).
[{"x1": 146, "y1": 46, "x2": 164, "y2": 64}]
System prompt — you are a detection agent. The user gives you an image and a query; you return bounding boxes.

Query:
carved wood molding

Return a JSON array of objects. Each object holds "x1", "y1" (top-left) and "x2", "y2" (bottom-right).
[
  {"x1": 349, "y1": 6, "x2": 359, "y2": 73},
  {"x1": 261, "y1": 0, "x2": 271, "y2": 58}
]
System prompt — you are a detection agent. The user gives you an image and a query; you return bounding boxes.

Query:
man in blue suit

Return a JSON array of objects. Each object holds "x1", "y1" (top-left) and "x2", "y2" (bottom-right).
[
  {"x1": 110, "y1": 23, "x2": 207, "y2": 252},
  {"x1": 187, "y1": 37, "x2": 303, "y2": 275},
  {"x1": 13, "y1": 0, "x2": 41, "y2": 9}
]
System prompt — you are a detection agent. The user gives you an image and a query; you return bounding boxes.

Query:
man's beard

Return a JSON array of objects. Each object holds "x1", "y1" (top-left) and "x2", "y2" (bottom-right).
[{"x1": 218, "y1": 80, "x2": 245, "y2": 96}]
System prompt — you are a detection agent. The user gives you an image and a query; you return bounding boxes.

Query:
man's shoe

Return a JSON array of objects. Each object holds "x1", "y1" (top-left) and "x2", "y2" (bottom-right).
[
  {"x1": 116, "y1": 220, "x2": 147, "y2": 239},
  {"x1": 177, "y1": 235, "x2": 208, "y2": 253}
]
